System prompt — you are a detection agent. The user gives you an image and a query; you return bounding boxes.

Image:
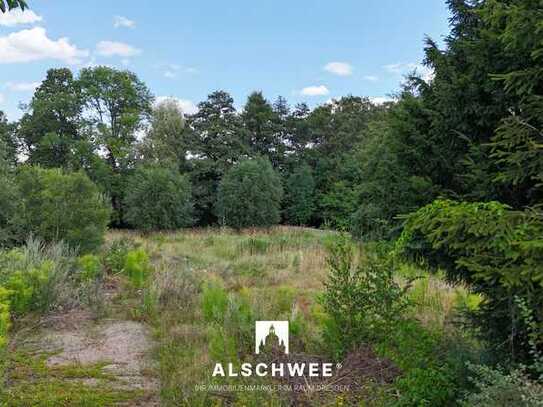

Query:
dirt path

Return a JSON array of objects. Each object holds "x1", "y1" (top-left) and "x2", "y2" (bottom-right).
[{"x1": 4, "y1": 308, "x2": 159, "y2": 406}]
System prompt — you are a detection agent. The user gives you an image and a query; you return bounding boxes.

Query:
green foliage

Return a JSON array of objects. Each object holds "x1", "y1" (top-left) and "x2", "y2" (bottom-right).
[
  {"x1": 216, "y1": 157, "x2": 283, "y2": 229},
  {"x1": 77, "y1": 254, "x2": 102, "y2": 282},
  {"x1": 460, "y1": 363, "x2": 543, "y2": 407},
  {"x1": 140, "y1": 98, "x2": 187, "y2": 171},
  {"x1": 321, "y1": 234, "x2": 410, "y2": 358},
  {"x1": 122, "y1": 248, "x2": 151, "y2": 288},
  {"x1": 188, "y1": 90, "x2": 245, "y2": 225},
  {"x1": 102, "y1": 237, "x2": 137, "y2": 274},
  {"x1": 398, "y1": 199, "x2": 543, "y2": 362},
  {"x1": 0, "y1": 171, "x2": 21, "y2": 247},
  {"x1": 283, "y1": 164, "x2": 315, "y2": 225},
  {"x1": 18, "y1": 68, "x2": 83, "y2": 169},
  {"x1": 201, "y1": 282, "x2": 229, "y2": 324},
  {"x1": 395, "y1": 366, "x2": 455, "y2": 406},
  {"x1": 124, "y1": 166, "x2": 194, "y2": 230},
  {"x1": 16, "y1": 166, "x2": 111, "y2": 253}
]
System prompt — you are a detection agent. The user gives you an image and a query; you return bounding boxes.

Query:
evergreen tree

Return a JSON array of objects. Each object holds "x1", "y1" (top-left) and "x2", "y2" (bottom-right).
[{"x1": 188, "y1": 91, "x2": 246, "y2": 225}]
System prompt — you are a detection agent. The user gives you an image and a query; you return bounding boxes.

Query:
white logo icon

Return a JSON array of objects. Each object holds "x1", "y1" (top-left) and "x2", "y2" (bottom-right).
[{"x1": 255, "y1": 321, "x2": 289, "y2": 355}]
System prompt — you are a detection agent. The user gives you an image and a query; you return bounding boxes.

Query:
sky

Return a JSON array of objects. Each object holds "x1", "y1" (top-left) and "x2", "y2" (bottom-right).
[{"x1": 0, "y1": 0, "x2": 451, "y2": 121}]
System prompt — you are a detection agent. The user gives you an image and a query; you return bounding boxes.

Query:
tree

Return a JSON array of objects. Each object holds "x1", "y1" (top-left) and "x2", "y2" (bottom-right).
[
  {"x1": 284, "y1": 164, "x2": 315, "y2": 225},
  {"x1": 0, "y1": 112, "x2": 16, "y2": 168},
  {"x1": 0, "y1": 138, "x2": 20, "y2": 247},
  {"x1": 306, "y1": 96, "x2": 382, "y2": 227},
  {"x1": 398, "y1": 200, "x2": 543, "y2": 365},
  {"x1": 16, "y1": 167, "x2": 111, "y2": 253},
  {"x1": 188, "y1": 91, "x2": 246, "y2": 225},
  {"x1": 79, "y1": 66, "x2": 153, "y2": 224},
  {"x1": 216, "y1": 157, "x2": 283, "y2": 229},
  {"x1": 18, "y1": 68, "x2": 83, "y2": 169},
  {"x1": 0, "y1": 0, "x2": 27, "y2": 12},
  {"x1": 242, "y1": 92, "x2": 282, "y2": 167},
  {"x1": 124, "y1": 166, "x2": 194, "y2": 231},
  {"x1": 140, "y1": 98, "x2": 188, "y2": 172}
]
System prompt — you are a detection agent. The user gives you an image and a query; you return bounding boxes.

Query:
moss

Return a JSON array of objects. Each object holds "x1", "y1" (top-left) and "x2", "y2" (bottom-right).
[{"x1": 1, "y1": 350, "x2": 144, "y2": 406}]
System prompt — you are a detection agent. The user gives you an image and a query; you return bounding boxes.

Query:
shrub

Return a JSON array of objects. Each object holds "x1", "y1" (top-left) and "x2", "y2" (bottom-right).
[
  {"x1": 284, "y1": 164, "x2": 315, "y2": 225},
  {"x1": 321, "y1": 234, "x2": 410, "y2": 358},
  {"x1": 123, "y1": 249, "x2": 152, "y2": 288},
  {"x1": 397, "y1": 199, "x2": 543, "y2": 363},
  {"x1": 0, "y1": 239, "x2": 82, "y2": 315},
  {"x1": 16, "y1": 166, "x2": 111, "y2": 253},
  {"x1": 103, "y1": 237, "x2": 138, "y2": 274},
  {"x1": 395, "y1": 366, "x2": 455, "y2": 406},
  {"x1": 78, "y1": 254, "x2": 103, "y2": 282},
  {"x1": 124, "y1": 166, "x2": 194, "y2": 230},
  {"x1": 460, "y1": 364, "x2": 543, "y2": 407},
  {"x1": 216, "y1": 157, "x2": 283, "y2": 229}
]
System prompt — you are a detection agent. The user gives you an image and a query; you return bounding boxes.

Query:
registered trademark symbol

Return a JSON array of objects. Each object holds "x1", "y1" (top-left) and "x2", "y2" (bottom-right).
[{"x1": 336, "y1": 363, "x2": 342, "y2": 369}]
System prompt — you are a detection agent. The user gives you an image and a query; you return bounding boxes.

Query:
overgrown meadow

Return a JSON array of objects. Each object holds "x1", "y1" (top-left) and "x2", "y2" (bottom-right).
[{"x1": 0, "y1": 227, "x2": 494, "y2": 406}]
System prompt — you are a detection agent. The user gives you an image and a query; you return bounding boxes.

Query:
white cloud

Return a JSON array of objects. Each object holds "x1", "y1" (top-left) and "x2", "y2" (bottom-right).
[
  {"x1": 363, "y1": 75, "x2": 379, "y2": 82},
  {"x1": 324, "y1": 62, "x2": 353, "y2": 76},
  {"x1": 0, "y1": 9, "x2": 42, "y2": 26},
  {"x1": 0, "y1": 93, "x2": 5, "y2": 104},
  {"x1": 113, "y1": 16, "x2": 135, "y2": 29},
  {"x1": 155, "y1": 96, "x2": 198, "y2": 115},
  {"x1": 384, "y1": 62, "x2": 434, "y2": 83},
  {"x1": 162, "y1": 64, "x2": 198, "y2": 78},
  {"x1": 301, "y1": 85, "x2": 329, "y2": 96},
  {"x1": 369, "y1": 96, "x2": 394, "y2": 105},
  {"x1": 96, "y1": 41, "x2": 141, "y2": 57},
  {"x1": 6, "y1": 81, "x2": 40, "y2": 92},
  {"x1": 0, "y1": 27, "x2": 88, "y2": 64}
]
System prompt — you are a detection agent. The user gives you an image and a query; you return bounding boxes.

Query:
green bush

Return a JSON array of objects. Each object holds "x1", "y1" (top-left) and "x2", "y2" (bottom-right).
[
  {"x1": 124, "y1": 166, "x2": 194, "y2": 230},
  {"x1": 0, "y1": 239, "x2": 84, "y2": 316},
  {"x1": 16, "y1": 166, "x2": 111, "y2": 253},
  {"x1": 123, "y1": 249, "x2": 152, "y2": 288},
  {"x1": 461, "y1": 364, "x2": 543, "y2": 407},
  {"x1": 321, "y1": 234, "x2": 410, "y2": 358},
  {"x1": 103, "y1": 237, "x2": 138, "y2": 274},
  {"x1": 216, "y1": 157, "x2": 283, "y2": 229},
  {"x1": 395, "y1": 366, "x2": 455, "y2": 406},
  {"x1": 284, "y1": 164, "x2": 315, "y2": 225},
  {"x1": 78, "y1": 254, "x2": 102, "y2": 282}
]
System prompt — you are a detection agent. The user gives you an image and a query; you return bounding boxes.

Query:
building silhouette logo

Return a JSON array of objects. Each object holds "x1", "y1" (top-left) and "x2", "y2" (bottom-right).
[{"x1": 255, "y1": 321, "x2": 289, "y2": 355}]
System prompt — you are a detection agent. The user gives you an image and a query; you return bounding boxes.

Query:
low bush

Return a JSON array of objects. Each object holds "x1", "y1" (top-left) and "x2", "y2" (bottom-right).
[
  {"x1": 102, "y1": 237, "x2": 138, "y2": 274},
  {"x1": 77, "y1": 254, "x2": 102, "y2": 282},
  {"x1": 460, "y1": 364, "x2": 543, "y2": 407},
  {"x1": 123, "y1": 249, "x2": 152, "y2": 288},
  {"x1": 321, "y1": 234, "x2": 410, "y2": 358}
]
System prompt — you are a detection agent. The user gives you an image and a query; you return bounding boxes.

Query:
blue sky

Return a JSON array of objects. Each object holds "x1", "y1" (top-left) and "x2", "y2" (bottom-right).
[{"x1": 0, "y1": 0, "x2": 451, "y2": 120}]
